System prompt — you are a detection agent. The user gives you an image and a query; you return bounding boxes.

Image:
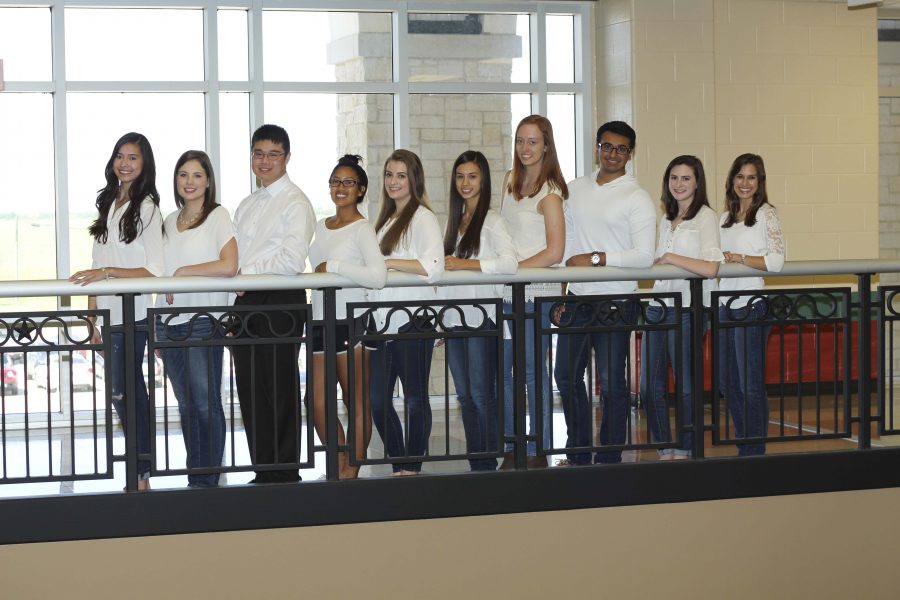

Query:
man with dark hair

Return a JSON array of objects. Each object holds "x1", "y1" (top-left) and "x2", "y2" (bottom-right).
[
  {"x1": 233, "y1": 124, "x2": 315, "y2": 483},
  {"x1": 554, "y1": 120, "x2": 656, "y2": 465}
]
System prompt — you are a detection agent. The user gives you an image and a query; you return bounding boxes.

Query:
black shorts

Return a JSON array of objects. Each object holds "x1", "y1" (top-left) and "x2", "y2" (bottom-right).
[{"x1": 311, "y1": 317, "x2": 376, "y2": 354}]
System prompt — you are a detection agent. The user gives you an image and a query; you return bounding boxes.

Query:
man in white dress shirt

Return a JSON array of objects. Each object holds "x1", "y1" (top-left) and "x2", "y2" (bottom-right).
[
  {"x1": 233, "y1": 124, "x2": 316, "y2": 483},
  {"x1": 554, "y1": 121, "x2": 656, "y2": 465}
]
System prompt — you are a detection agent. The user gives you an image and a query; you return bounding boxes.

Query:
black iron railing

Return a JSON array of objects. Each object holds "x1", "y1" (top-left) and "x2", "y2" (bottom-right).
[{"x1": 0, "y1": 261, "x2": 898, "y2": 543}]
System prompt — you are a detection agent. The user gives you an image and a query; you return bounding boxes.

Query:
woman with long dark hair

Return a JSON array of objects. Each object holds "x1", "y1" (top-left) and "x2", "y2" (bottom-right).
[
  {"x1": 368, "y1": 149, "x2": 444, "y2": 475},
  {"x1": 309, "y1": 154, "x2": 386, "y2": 479},
  {"x1": 718, "y1": 154, "x2": 784, "y2": 455},
  {"x1": 154, "y1": 150, "x2": 237, "y2": 487},
  {"x1": 441, "y1": 150, "x2": 516, "y2": 471},
  {"x1": 70, "y1": 132, "x2": 164, "y2": 490},
  {"x1": 641, "y1": 155, "x2": 722, "y2": 460}
]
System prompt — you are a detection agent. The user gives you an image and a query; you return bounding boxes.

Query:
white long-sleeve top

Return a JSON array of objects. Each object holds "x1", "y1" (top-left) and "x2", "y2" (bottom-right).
[
  {"x1": 563, "y1": 171, "x2": 656, "y2": 296},
  {"x1": 91, "y1": 196, "x2": 164, "y2": 325},
  {"x1": 718, "y1": 203, "x2": 785, "y2": 308},
  {"x1": 439, "y1": 210, "x2": 517, "y2": 328},
  {"x1": 369, "y1": 207, "x2": 444, "y2": 335},
  {"x1": 233, "y1": 174, "x2": 315, "y2": 275},
  {"x1": 308, "y1": 217, "x2": 387, "y2": 321},
  {"x1": 155, "y1": 206, "x2": 236, "y2": 324},
  {"x1": 499, "y1": 179, "x2": 563, "y2": 302},
  {"x1": 651, "y1": 205, "x2": 724, "y2": 308}
]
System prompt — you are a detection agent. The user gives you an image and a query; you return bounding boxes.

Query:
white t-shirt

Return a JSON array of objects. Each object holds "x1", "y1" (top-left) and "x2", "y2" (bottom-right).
[
  {"x1": 91, "y1": 196, "x2": 164, "y2": 325},
  {"x1": 308, "y1": 217, "x2": 387, "y2": 321},
  {"x1": 438, "y1": 210, "x2": 517, "y2": 328},
  {"x1": 718, "y1": 204, "x2": 786, "y2": 308},
  {"x1": 368, "y1": 207, "x2": 444, "y2": 335},
  {"x1": 155, "y1": 205, "x2": 236, "y2": 324},
  {"x1": 651, "y1": 205, "x2": 723, "y2": 308}
]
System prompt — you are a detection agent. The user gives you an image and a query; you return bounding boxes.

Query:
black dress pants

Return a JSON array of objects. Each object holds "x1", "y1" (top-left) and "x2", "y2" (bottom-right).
[{"x1": 233, "y1": 289, "x2": 306, "y2": 482}]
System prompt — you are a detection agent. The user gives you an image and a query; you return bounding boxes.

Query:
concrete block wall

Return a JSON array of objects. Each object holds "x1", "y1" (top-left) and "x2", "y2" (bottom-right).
[{"x1": 619, "y1": 0, "x2": 879, "y2": 263}]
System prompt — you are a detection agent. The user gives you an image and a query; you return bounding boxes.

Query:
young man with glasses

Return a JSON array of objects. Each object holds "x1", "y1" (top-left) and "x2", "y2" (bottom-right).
[
  {"x1": 232, "y1": 124, "x2": 316, "y2": 483},
  {"x1": 553, "y1": 121, "x2": 656, "y2": 465}
]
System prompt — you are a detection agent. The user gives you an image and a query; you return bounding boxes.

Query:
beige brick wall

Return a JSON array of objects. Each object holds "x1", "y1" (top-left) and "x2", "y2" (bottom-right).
[{"x1": 611, "y1": 0, "x2": 879, "y2": 261}]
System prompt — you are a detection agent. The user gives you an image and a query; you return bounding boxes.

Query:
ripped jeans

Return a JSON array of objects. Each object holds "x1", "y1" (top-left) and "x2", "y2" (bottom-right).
[{"x1": 108, "y1": 320, "x2": 151, "y2": 478}]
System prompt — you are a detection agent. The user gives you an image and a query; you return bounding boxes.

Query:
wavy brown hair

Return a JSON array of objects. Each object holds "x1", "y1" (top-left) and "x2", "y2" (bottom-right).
[
  {"x1": 374, "y1": 149, "x2": 432, "y2": 256},
  {"x1": 722, "y1": 153, "x2": 770, "y2": 229},
  {"x1": 172, "y1": 150, "x2": 218, "y2": 230}
]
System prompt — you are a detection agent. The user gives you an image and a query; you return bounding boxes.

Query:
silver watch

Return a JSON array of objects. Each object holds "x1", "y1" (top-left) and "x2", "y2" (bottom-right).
[{"x1": 590, "y1": 251, "x2": 601, "y2": 266}]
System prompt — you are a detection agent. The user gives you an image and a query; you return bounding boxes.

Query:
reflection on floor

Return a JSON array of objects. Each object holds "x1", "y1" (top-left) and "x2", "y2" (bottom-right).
[{"x1": 0, "y1": 396, "x2": 869, "y2": 498}]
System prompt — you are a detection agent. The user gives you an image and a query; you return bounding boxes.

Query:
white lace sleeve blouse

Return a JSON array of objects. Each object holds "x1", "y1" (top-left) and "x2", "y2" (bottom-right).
[{"x1": 718, "y1": 203, "x2": 785, "y2": 307}]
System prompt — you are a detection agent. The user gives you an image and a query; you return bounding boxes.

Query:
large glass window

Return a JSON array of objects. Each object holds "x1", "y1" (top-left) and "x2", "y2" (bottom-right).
[
  {"x1": 64, "y1": 9, "x2": 204, "y2": 81},
  {"x1": 0, "y1": 0, "x2": 591, "y2": 285},
  {"x1": 66, "y1": 93, "x2": 206, "y2": 276},
  {"x1": 0, "y1": 93, "x2": 57, "y2": 310},
  {"x1": 263, "y1": 11, "x2": 393, "y2": 83},
  {"x1": 265, "y1": 92, "x2": 394, "y2": 217},
  {"x1": 407, "y1": 13, "x2": 529, "y2": 84},
  {"x1": 0, "y1": 7, "x2": 52, "y2": 80}
]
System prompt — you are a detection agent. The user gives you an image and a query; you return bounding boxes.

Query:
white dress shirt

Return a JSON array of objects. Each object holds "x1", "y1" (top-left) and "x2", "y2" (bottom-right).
[{"x1": 233, "y1": 174, "x2": 316, "y2": 275}]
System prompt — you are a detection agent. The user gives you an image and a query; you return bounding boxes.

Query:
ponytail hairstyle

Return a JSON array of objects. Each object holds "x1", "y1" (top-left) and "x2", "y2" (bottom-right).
[
  {"x1": 374, "y1": 149, "x2": 431, "y2": 256},
  {"x1": 722, "y1": 153, "x2": 770, "y2": 229},
  {"x1": 661, "y1": 155, "x2": 709, "y2": 222},
  {"x1": 88, "y1": 132, "x2": 160, "y2": 244},
  {"x1": 173, "y1": 150, "x2": 218, "y2": 230},
  {"x1": 508, "y1": 114, "x2": 568, "y2": 201},
  {"x1": 444, "y1": 150, "x2": 491, "y2": 259}
]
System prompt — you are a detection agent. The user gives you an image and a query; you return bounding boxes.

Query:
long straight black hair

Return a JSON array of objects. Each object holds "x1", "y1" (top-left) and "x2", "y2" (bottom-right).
[
  {"x1": 444, "y1": 150, "x2": 491, "y2": 259},
  {"x1": 88, "y1": 132, "x2": 160, "y2": 244}
]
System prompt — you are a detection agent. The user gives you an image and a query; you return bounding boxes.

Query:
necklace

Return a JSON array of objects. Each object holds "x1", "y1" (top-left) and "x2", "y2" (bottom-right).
[{"x1": 177, "y1": 209, "x2": 202, "y2": 227}]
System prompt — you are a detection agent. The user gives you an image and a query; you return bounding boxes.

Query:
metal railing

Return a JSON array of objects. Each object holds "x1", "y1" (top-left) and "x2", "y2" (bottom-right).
[{"x1": 0, "y1": 260, "x2": 899, "y2": 543}]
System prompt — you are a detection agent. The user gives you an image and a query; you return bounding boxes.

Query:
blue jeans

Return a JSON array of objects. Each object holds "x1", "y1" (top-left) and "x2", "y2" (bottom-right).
[
  {"x1": 554, "y1": 296, "x2": 637, "y2": 464},
  {"x1": 156, "y1": 316, "x2": 226, "y2": 486},
  {"x1": 446, "y1": 322, "x2": 499, "y2": 471},
  {"x1": 370, "y1": 334, "x2": 435, "y2": 473},
  {"x1": 718, "y1": 301, "x2": 770, "y2": 456},
  {"x1": 108, "y1": 319, "x2": 151, "y2": 478},
  {"x1": 502, "y1": 300, "x2": 552, "y2": 456},
  {"x1": 640, "y1": 305, "x2": 703, "y2": 456}
]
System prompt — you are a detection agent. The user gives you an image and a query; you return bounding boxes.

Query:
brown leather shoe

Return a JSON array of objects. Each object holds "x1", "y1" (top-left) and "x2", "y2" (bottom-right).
[
  {"x1": 526, "y1": 455, "x2": 548, "y2": 469},
  {"x1": 499, "y1": 452, "x2": 515, "y2": 470}
]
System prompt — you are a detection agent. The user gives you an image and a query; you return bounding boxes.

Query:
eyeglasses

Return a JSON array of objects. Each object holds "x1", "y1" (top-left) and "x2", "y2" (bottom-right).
[
  {"x1": 251, "y1": 150, "x2": 286, "y2": 161},
  {"x1": 328, "y1": 178, "x2": 359, "y2": 188},
  {"x1": 599, "y1": 142, "x2": 632, "y2": 155}
]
